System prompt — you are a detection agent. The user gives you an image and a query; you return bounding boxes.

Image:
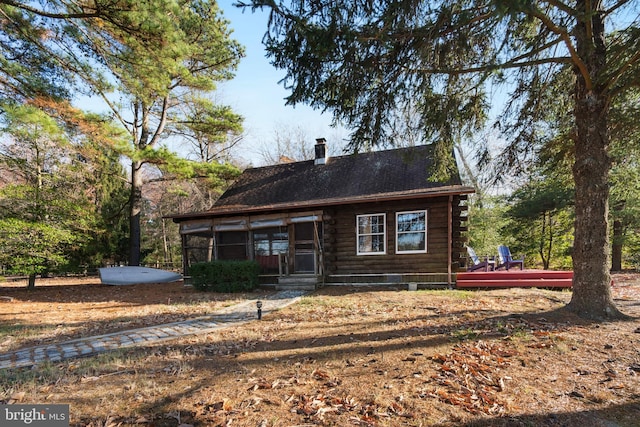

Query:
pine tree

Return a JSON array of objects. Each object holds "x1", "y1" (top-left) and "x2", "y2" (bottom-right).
[
  {"x1": 1, "y1": 0, "x2": 245, "y2": 265},
  {"x1": 0, "y1": 103, "x2": 91, "y2": 287},
  {"x1": 241, "y1": 0, "x2": 640, "y2": 319}
]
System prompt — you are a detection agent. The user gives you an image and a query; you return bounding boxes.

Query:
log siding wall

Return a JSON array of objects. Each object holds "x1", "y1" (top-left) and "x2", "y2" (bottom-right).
[
  {"x1": 176, "y1": 194, "x2": 469, "y2": 282},
  {"x1": 323, "y1": 196, "x2": 467, "y2": 276}
]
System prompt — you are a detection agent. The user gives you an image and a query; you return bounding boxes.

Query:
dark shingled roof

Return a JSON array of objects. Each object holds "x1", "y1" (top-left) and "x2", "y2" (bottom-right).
[{"x1": 172, "y1": 144, "x2": 474, "y2": 220}]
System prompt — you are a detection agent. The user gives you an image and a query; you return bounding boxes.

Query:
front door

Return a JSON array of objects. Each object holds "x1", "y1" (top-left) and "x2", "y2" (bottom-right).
[
  {"x1": 253, "y1": 227, "x2": 288, "y2": 274},
  {"x1": 293, "y1": 222, "x2": 321, "y2": 274}
]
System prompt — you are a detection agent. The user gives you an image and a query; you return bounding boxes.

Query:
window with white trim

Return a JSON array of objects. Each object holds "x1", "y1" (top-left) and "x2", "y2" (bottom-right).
[
  {"x1": 396, "y1": 210, "x2": 427, "y2": 253},
  {"x1": 357, "y1": 213, "x2": 386, "y2": 255}
]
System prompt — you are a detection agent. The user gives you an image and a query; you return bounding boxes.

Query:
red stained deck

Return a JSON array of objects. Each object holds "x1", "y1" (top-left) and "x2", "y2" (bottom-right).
[{"x1": 456, "y1": 270, "x2": 573, "y2": 289}]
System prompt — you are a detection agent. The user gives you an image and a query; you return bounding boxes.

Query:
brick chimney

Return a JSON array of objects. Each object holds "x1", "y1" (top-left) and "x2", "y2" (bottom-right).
[{"x1": 314, "y1": 138, "x2": 327, "y2": 165}]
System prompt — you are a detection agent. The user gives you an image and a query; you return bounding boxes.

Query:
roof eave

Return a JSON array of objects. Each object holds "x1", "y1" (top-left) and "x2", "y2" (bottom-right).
[{"x1": 169, "y1": 185, "x2": 475, "y2": 222}]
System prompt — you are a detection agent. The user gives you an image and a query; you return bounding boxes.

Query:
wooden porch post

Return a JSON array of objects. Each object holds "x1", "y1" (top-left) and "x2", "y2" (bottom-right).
[
  {"x1": 207, "y1": 236, "x2": 214, "y2": 262},
  {"x1": 448, "y1": 195, "x2": 453, "y2": 287},
  {"x1": 181, "y1": 233, "x2": 188, "y2": 277}
]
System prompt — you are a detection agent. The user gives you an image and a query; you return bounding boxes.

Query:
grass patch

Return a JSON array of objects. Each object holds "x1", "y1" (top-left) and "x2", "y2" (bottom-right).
[
  {"x1": 424, "y1": 288, "x2": 476, "y2": 298},
  {"x1": 450, "y1": 327, "x2": 480, "y2": 341}
]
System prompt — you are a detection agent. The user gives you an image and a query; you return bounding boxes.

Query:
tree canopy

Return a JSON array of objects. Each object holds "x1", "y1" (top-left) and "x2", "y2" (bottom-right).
[
  {"x1": 1, "y1": 0, "x2": 246, "y2": 266},
  {"x1": 0, "y1": 103, "x2": 101, "y2": 287},
  {"x1": 242, "y1": 0, "x2": 640, "y2": 319}
]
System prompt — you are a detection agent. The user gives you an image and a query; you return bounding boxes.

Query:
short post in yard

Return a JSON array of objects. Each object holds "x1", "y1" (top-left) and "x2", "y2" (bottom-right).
[{"x1": 256, "y1": 300, "x2": 263, "y2": 320}]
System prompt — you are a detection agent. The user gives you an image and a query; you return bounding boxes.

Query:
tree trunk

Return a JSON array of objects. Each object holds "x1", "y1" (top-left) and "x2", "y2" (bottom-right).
[
  {"x1": 611, "y1": 199, "x2": 625, "y2": 272},
  {"x1": 567, "y1": 2, "x2": 624, "y2": 319},
  {"x1": 611, "y1": 218, "x2": 623, "y2": 272},
  {"x1": 162, "y1": 217, "x2": 171, "y2": 266},
  {"x1": 545, "y1": 212, "x2": 553, "y2": 270},
  {"x1": 27, "y1": 273, "x2": 36, "y2": 290},
  {"x1": 129, "y1": 160, "x2": 143, "y2": 266},
  {"x1": 539, "y1": 211, "x2": 549, "y2": 270}
]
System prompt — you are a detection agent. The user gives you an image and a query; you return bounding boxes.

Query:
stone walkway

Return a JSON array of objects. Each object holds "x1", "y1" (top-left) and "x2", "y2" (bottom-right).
[{"x1": 0, "y1": 290, "x2": 307, "y2": 370}]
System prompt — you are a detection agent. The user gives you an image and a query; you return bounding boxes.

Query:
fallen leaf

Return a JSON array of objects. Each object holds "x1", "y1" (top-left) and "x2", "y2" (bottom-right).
[
  {"x1": 311, "y1": 368, "x2": 330, "y2": 380},
  {"x1": 104, "y1": 415, "x2": 120, "y2": 427},
  {"x1": 222, "y1": 398, "x2": 233, "y2": 411},
  {"x1": 528, "y1": 342, "x2": 552, "y2": 349},
  {"x1": 9, "y1": 391, "x2": 25, "y2": 403}
]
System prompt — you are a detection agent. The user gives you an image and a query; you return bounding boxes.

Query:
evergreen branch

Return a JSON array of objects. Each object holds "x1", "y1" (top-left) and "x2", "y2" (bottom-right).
[
  {"x1": 147, "y1": 95, "x2": 170, "y2": 147},
  {"x1": 186, "y1": 56, "x2": 240, "y2": 75},
  {"x1": 145, "y1": 175, "x2": 178, "y2": 184},
  {"x1": 539, "y1": 0, "x2": 576, "y2": 17},
  {"x1": 508, "y1": 35, "x2": 566, "y2": 65},
  {"x1": 606, "y1": 48, "x2": 640, "y2": 96},
  {"x1": 96, "y1": 89, "x2": 131, "y2": 134},
  {"x1": 527, "y1": 3, "x2": 592, "y2": 89},
  {"x1": 415, "y1": 56, "x2": 571, "y2": 75},
  {"x1": 604, "y1": 0, "x2": 635, "y2": 17},
  {"x1": 0, "y1": 0, "x2": 100, "y2": 19},
  {"x1": 1, "y1": 0, "x2": 142, "y2": 42},
  {"x1": 585, "y1": 0, "x2": 594, "y2": 42},
  {"x1": 0, "y1": 73, "x2": 31, "y2": 99}
]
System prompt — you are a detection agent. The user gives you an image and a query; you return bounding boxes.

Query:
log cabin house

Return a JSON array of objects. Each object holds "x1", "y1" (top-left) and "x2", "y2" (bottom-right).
[{"x1": 170, "y1": 139, "x2": 474, "y2": 288}]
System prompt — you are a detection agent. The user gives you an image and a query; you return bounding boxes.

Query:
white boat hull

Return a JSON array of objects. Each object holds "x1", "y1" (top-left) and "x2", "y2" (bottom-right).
[{"x1": 98, "y1": 266, "x2": 182, "y2": 285}]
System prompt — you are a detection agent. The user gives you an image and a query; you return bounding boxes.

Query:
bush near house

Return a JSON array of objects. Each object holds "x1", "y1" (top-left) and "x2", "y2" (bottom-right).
[{"x1": 189, "y1": 260, "x2": 260, "y2": 292}]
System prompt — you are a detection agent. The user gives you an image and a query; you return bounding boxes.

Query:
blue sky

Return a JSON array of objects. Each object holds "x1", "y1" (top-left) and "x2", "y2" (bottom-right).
[{"x1": 216, "y1": 1, "x2": 345, "y2": 164}]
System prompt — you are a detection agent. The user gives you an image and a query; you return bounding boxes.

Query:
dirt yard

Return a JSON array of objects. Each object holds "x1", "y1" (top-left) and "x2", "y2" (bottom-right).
[{"x1": 0, "y1": 274, "x2": 639, "y2": 427}]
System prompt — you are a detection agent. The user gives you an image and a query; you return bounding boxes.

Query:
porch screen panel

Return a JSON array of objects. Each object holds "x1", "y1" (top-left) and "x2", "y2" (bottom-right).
[
  {"x1": 294, "y1": 222, "x2": 320, "y2": 273},
  {"x1": 217, "y1": 231, "x2": 248, "y2": 260},
  {"x1": 183, "y1": 234, "x2": 211, "y2": 266},
  {"x1": 253, "y1": 226, "x2": 288, "y2": 273}
]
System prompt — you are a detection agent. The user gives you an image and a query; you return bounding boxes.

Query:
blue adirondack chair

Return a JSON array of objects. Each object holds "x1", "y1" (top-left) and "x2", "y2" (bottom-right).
[
  {"x1": 466, "y1": 246, "x2": 495, "y2": 272},
  {"x1": 496, "y1": 245, "x2": 525, "y2": 270}
]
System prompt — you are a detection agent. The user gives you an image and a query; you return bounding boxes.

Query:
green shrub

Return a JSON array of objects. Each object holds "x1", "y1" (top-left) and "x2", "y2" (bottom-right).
[{"x1": 189, "y1": 260, "x2": 260, "y2": 292}]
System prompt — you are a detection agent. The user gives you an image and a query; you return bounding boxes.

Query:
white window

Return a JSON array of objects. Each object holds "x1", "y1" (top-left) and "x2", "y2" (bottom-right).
[
  {"x1": 357, "y1": 213, "x2": 386, "y2": 255},
  {"x1": 396, "y1": 210, "x2": 427, "y2": 253}
]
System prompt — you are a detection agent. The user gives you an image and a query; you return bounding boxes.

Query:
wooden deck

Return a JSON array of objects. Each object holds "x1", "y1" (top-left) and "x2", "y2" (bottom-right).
[{"x1": 456, "y1": 270, "x2": 573, "y2": 289}]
